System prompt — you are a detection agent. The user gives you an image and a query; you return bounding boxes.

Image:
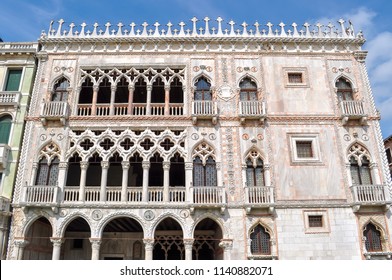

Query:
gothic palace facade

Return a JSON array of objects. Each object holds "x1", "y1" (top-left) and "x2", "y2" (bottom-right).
[{"x1": 5, "y1": 18, "x2": 392, "y2": 260}]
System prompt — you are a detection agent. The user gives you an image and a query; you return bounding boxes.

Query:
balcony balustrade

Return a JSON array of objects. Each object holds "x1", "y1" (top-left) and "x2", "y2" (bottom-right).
[
  {"x1": 191, "y1": 100, "x2": 218, "y2": 124},
  {"x1": 190, "y1": 186, "x2": 226, "y2": 213},
  {"x1": 239, "y1": 100, "x2": 266, "y2": 124},
  {"x1": 40, "y1": 101, "x2": 69, "y2": 125},
  {"x1": 20, "y1": 186, "x2": 59, "y2": 211},
  {"x1": 244, "y1": 186, "x2": 275, "y2": 213},
  {"x1": 0, "y1": 91, "x2": 20, "y2": 107},
  {"x1": 0, "y1": 144, "x2": 11, "y2": 169},
  {"x1": 339, "y1": 100, "x2": 367, "y2": 125},
  {"x1": 350, "y1": 185, "x2": 391, "y2": 212}
]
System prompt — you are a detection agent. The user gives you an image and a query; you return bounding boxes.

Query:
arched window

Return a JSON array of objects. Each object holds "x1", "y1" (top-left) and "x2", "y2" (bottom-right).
[
  {"x1": 35, "y1": 157, "x2": 59, "y2": 186},
  {"x1": 97, "y1": 77, "x2": 111, "y2": 104},
  {"x1": 194, "y1": 77, "x2": 212, "y2": 101},
  {"x1": 78, "y1": 77, "x2": 93, "y2": 104},
  {"x1": 364, "y1": 223, "x2": 382, "y2": 252},
  {"x1": 250, "y1": 224, "x2": 271, "y2": 255},
  {"x1": 245, "y1": 151, "x2": 265, "y2": 187},
  {"x1": 336, "y1": 78, "x2": 354, "y2": 101},
  {"x1": 240, "y1": 78, "x2": 257, "y2": 101},
  {"x1": 192, "y1": 142, "x2": 217, "y2": 186},
  {"x1": 0, "y1": 115, "x2": 12, "y2": 144},
  {"x1": 52, "y1": 77, "x2": 69, "y2": 101},
  {"x1": 348, "y1": 144, "x2": 372, "y2": 185}
]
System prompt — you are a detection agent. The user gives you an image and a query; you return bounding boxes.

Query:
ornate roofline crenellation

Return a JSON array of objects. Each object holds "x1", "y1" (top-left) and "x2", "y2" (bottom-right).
[{"x1": 40, "y1": 17, "x2": 365, "y2": 42}]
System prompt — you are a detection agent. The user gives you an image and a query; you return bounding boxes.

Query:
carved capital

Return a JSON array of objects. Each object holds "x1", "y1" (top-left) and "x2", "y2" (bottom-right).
[
  {"x1": 32, "y1": 162, "x2": 39, "y2": 169},
  {"x1": 142, "y1": 161, "x2": 150, "y2": 169},
  {"x1": 101, "y1": 161, "x2": 110, "y2": 169},
  {"x1": 162, "y1": 161, "x2": 171, "y2": 170},
  {"x1": 146, "y1": 85, "x2": 153, "y2": 91},
  {"x1": 14, "y1": 238, "x2": 29, "y2": 248},
  {"x1": 219, "y1": 239, "x2": 233, "y2": 250},
  {"x1": 143, "y1": 238, "x2": 154, "y2": 250},
  {"x1": 264, "y1": 164, "x2": 271, "y2": 170},
  {"x1": 59, "y1": 162, "x2": 68, "y2": 169},
  {"x1": 89, "y1": 238, "x2": 102, "y2": 250},
  {"x1": 50, "y1": 237, "x2": 64, "y2": 247},
  {"x1": 183, "y1": 238, "x2": 194, "y2": 249},
  {"x1": 121, "y1": 161, "x2": 130, "y2": 169},
  {"x1": 369, "y1": 162, "x2": 378, "y2": 169},
  {"x1": 185, "y1": 162, "x2": 193, "y2": 170},
  {"x1": 80, "y1": 161, "x2": 89, "y2": 170}
]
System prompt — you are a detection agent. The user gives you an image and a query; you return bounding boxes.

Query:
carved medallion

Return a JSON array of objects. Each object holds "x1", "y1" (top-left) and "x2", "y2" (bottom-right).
[
  {"x1": 343, "y1": 134, "x2": 351, "y2": 141},
  {"x1": 92, "y1": 209, "x2": 103, "y2": 221},
  {"x1": 208, "y1": 133, "x2": 216, "y2": 140},
  {"x1": 191, "y1": 133, "x2": 199, "y2": 140},
  {"x1": 144, "y1": 210, "x2": 155, "y2": 221},
  {"x1": 180, "y1": 209, "x2": 189, "y2": 218},
  {"x1": 242, "y1": 134, "x2": 249, "y2": 140},
  {"x1": 59, "y1": 209, "x2": 68, "y2": 217},
  {"x1": 362, "y1": 134, "x2": 369, "y2": 141}
]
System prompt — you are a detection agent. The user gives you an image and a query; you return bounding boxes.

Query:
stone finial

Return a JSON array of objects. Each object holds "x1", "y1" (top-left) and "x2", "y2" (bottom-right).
[
  {"x1": 141, "y1": 22, "x2": 148, "y2": 36},
  {"x1": 254, "y1": 21, "x2": 261, "y2": 36},
  {"x1": 68, "y1": 23, "x2": 75, "y2": 37},
  {"x1": 204, "y1": 17, "x2": 211, "y2": 36},
  {"x1": 56, "y1": 19, "x2": 65, "y2": 37},
  {"x1": 229, "y1": 20, "x2": 236, "y2": 36},
  {"x1": 129, "y1": 22, "x2": 136, "y2": 36},
  {"x1": 316, "y1": 23, "x2": 323, "y2": 37},
  {"x1": 279, "y1": 22, "x2": 287, "y2": 37},
  {"x1": 266, "y1": 22, "x2": 273, "y2": 36},
  {"x1": 166, "y1": 22, "x2": 173, "y2": 36},
  {"x1": 104, "y1": 22, "x2": 111, "y2": 36},
  {"x1": 327, "y1": 22, "x2": 334, "y2": 38},
  {"x1": 80, "y1": 22, "x2": 87, "y2": 37},
  {"x1": 338, "y1": 19, "x2": 347, "y2": 37},
  {"x1": 292, "y1": 23, "x2": 299, "y2": 37},
  {"x1": 92, "y1": 23, "x2": 98, "y2": 36},
  {"x1": 303, "y1": 22, "x2": 311, "y2": 37},
  {"x1": 216, "y1": 17, "x2": 224, "y2": 36},
  {"x1": 179, "y1": 21, "x2": 186, "y2": 36},
  {"x1": 153, "y1": 22, "x2": 160, "y2": 36},
  {"x1": 117, "y1": 22, "x2": 124, "y2": 36},
  {"x1": 191, "y1": 17, "x2": 198, "y2": 36},
  {"x1": 241, "y1": 22, "x2": 248, "y2": 36},
  {"x1": 48, "y1": 20, "x2": 54, "y2": 37}
]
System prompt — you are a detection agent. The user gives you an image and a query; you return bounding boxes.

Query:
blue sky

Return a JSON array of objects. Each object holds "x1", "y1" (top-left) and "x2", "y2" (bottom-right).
[{"x1": 1, "y1": 0, "x2": 391, "y2": 138}]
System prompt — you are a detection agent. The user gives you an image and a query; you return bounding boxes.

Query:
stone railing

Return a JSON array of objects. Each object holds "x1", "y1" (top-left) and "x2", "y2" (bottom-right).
[
  {"x1": 0, "y1": 42, "x2": 38, "y2": 52},
  {"x1": 40, "y1": 101, "x2": 69, "y2": 125},
  {"x1": 0, "y1": 144, "x2": 11, "y2": 169},
  {"x1": 339, "y1": 100, "x2": 365, "y2": 116},
  {"x1": 21, "y1": 186, "x2": 59, "y2": 204},
  {"x1": 191, "y1": 186, "x2": 226, "y2": 205},
  {"x1": 192, "y1": 100, "x2": 217, "y2": 116},
  {"x1": 351, "y1": 185, "x2": 391, "y2": 204},
  {"x1": 0, "y1": 91, "x2": 20, "y2": 104},
  {"x1": 76, "y1": 103, "x2": 184, "y2": 116},
  {"x1": 239, "y1": 101, "x2": 265, "y2": 116},
  {"x1": 245, "y1": 186, "x2": 274, "y2": 204},
  {"x1": 169, "y1": 187, "x2": 186, "y2": 202},
  {"x1": 42, "y1": 18, "x2": 362, "y2": 40}
]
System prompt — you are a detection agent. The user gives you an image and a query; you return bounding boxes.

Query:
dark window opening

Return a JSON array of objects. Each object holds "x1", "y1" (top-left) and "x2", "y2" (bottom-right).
[
  {"x1": 115, "y1": 76, "x2": 129, "y2": 103},
  {"x1": 78, "y1": 77, "x2": 94, "y2": 104},
  {"x1": 72, "y1": 239, "x2": 84, "y2": 249},
  {"x1": 86, "y1": 153, "x2": 102, "y2": 186},
  {"x1": 364, "y1": 223, "x2": 382, "y2": 252},
  {"x1": 170, "y1": 77, "x2": 183, "y2": 103},
  {"x1": 35, "y1": 157, "x2": 59, "y2": 186},
  {"x1": 336, "y1": 79, "x2": 354, "y2": 101},
  {"x1": 66, "y1": 153, "x2": 82, "y2": 186},
  {"x1": 151, "y1": 77, "x2": 165, "y2": 103},
  {"x1": 170, "y1": 153, "x2": 185, "y2": 187},
  {"x1": 288, "y1": 73, "x2": 303, "y2": 84},
  {"x1": 246, "y1": 157, "x2": 264, "y2": 186},
  {"x1": 108, "y1": 153, "x2": 123, "y2": 187},
  {"x1": 386, "y1": 148, "x2": 392, "y2": 165},
  {"x1": 97, "y1": 77, "x2": 111, "y2": 103},
  {"x1": 133, "y1": 78, "x2": 147, "y2": 103},
  {"x1": 149, "y1": 153, "x2": 163, "y2": 187},
  {"x1": 193, "y1": 156, "x2": 217, "y2": 186},
  {"x1": 129, "y1": 153, "x2": 143, "y2": 187},
  {"x1": 350, "y1": 156, "x2": 372, "y2": 185},
  {"x1": 0, "y1": 115, "x2": 12, "y2": 144}
]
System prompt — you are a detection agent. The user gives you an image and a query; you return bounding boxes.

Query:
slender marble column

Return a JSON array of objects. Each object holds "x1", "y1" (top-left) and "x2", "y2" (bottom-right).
[
  {"x1": 183, "y1": 239, "x2": 194, "y2": 260},
  {"x1": 121, "y1": 161, "x2": 130, "y2": 202},
  {"x1": 142, "y1": 161, "x2": 150, "y2": 202},
  {"x1": 30, "y1": 162, "x2": 38, "y2": 186},
  {"x1": 109, "y1": 85, "x2": 116, "y2": 115},
  {"x1": 164, "y1": 85, "x2": 170, "y2": 115},
  {"x1": 79, "y1": 161, "x2": 89, "y2": 201},
  {"x1": 146, "y1": 85, "x2": 152, "y2": 115},
  {"x1": 13, "y1": 239, "x2": 29, "y2": 260},
  {"x1": 143, "y1": 238, "x2": 154, "y2": 260},
  {"x1": 185, "y1": 162, "x2": 193, "y2": 203},
  {"x1": 163, "y1": 161, "x2": 170, "y2": 202},
  {"x1": 90, "y1": 238, "x2": 101, "y2": 260},
  {"x1": 91, "y1": 85, "x2": 99, "y2": 116},
  {"x1": 127, "y1": 85, "x2": 134, "y2": 115},
  {"x1": 219, "y1": 239, "x2": 233, "y2": 260},
  {"x1": 100, "y1": 161, "x2": 109, "y2": 202},
  {"x1": 50, "y1": 238, "x2": 64, "y2": 260},
  {"x1": 370, "y1": 162, "x2": 382, "y2": 185}
]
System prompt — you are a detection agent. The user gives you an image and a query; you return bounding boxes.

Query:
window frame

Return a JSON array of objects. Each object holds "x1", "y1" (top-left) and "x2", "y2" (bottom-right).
[
  {"x1": 4, "y1": 68, "x2": 23, "y2": 92},
  {"x1": 303, "y1": 210, "x2": 330, "y2": 234},
  {"x1": 283, "y1": 67, "x2": 309, "y2": 88},
  {"x1": 288, "y1": 134, "x2": 322, "y2": 165}
]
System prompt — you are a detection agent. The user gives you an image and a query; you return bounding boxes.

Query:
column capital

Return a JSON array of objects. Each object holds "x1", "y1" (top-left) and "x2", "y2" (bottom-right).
[
  {"x1": 101, "y1": 161, "x2": 110, "y2": 169},
  {"x1": 142, "y1": 161, "x2": 150, "y2": 169},
  {"x1": 183, "y1": 238, "x2": 194, "y2": 249},
  {"x1": 89, "y1": 238, "x2": 102, "y2": 250},
  {"x1": 219, "y1": 239, "x2": 233, "y2": 250},
  {"x1": 369, "y1": 162, "x2": 378, "y2": 169},
  {"x1": 143, "y1": 238, "x2": 154, "y2": 249},
  {"x1": 185, "y1": 162, "x2": 193, "y2": 170},
  {"x1": 121, "y1": 161, "x2": 130, "y2": 169},
  {"x1": 264, "y1": 164, "x2": 271, "y2": 170},
  {"x1": 93, "y1": 85, "x2": 99, "y2": 91},
  {"x1": 162, "y1": 161, "x2": 171, "y2": 170},
  {"x1": 59, "y1": 162, "x2": 68, "y2": 169},
  {"x1": 50, "y1": 237, "x2": 64, "y2": 247},
  {"x1": 80, "y1": 161, "x2": 89, "y2": 169},
  {"x1": 32, "y1": 162, "x2": 39, "y2": 169},
  {"x1": 164, "y1": 85, "x2": 171, "y2": 91},
  {"x1": 146, "y1": 85, "x2": 153, "y2": 91},
  {"x1": 14, "y1": 238, "x2": 29, "y2": 248}
]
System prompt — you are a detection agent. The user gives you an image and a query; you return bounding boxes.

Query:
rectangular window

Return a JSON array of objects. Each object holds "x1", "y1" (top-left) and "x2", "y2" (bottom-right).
[
  {"x1": 308, "y1": 215, "x2": 323, "y2": 227},
  {"x1": 386, "y1": 148, "x2": 392, "y2": 165},
  {"x1": 288, "y1": 73, "x2": 303, "y2": 84},
  {"x1": 296, "y1": 141, "x2": 313, "y2": 158},
  {"x1": 5, "y1": 69, "x2": 22, "y2": 91}
]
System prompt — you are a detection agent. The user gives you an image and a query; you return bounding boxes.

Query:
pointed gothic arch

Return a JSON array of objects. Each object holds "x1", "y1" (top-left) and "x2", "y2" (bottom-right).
[
  {"x1": 362, "y1": 220, "x2": 385, "y2": 252},
  {"x1": 347, "y1": 142, "x2": 373, "y2": 185},
  {"x1": 249, "y1": 221, "x2": 273, "y2": 255},
  {"x1": 22, "y1": 216, "x2": 53, "y2": 260}
]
